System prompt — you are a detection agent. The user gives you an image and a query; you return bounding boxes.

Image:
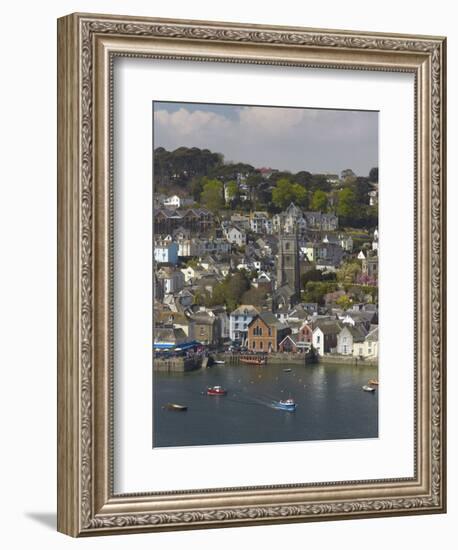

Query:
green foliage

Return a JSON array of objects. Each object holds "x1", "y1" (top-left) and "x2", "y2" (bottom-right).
[
  {"x1": 336, "y1": 294, "x2": 353, "y2": 310},
  {"x1": 200, "y1": 179, "x2": 224, "y2": 212},
  {"x1": 204, "y1": 272, "x2": 250, "y2": 310},
  {"x1": 153, "y1": 147, "x2": 223, "y2": 188},
  {"x1": 336, "y1": 187, "x2": 358, "y2": 220},
  {"x1": 225, "y1": 180, "x2": 239, "y2": 202},
  {"x1": 336, "y1": 260, "x2": 361, "y2": 284},
  {"x1": 302, "y1": 281, "x2": 338, "y2": 305},
  {"x1": 309, "y1": 174, "x2": 331, "y2": 193},
  {"x1": 272, "y1": 178, "x2": 309, "y2": 210},
  {"x1": 310, "y1": 189, "x2": 328, "y2": 211},
  {"x1": 301, "y1": 268, "x2": 336, "y2": 289}
]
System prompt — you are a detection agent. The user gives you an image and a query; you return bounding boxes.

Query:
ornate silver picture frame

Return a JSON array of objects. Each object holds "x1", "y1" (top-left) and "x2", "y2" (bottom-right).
[{"x1": 57, "y1": 13, "x2": 446, "y2": 536}]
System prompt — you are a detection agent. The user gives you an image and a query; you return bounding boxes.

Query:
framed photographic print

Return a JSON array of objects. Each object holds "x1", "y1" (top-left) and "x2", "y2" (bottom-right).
[{"x1": 57, "y1": 13, "x2": 446, "y2": 536}]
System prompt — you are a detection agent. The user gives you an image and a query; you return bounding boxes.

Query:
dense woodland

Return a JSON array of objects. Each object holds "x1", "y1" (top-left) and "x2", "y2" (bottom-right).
[{"x1": 153, "y1": 146, "x2": 378, "y2": 229}]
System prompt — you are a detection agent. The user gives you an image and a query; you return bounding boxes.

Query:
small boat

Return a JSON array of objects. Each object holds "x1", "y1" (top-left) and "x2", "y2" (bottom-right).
[
  {"x1": 207, "y1": 385, "x2": 227, "y2": 396},
  {"x1": 283, "y1": 368, "x2": 292, "y2": 373},
  {"x1": 272, "y1": 398, "x2": 297, "y2": 412},
  {"x1": 368, "y1": 379, "x2": 379, "y2": 385},
  {"x1": 362, "y1": 385, "x2": 376, "y2": 392},
  {"x1": 240, "y1": 355, "x2": 267, "y2": 366},
  {"x1": 213, "y1": 360, "x2": 225, "y2": 365},
  {"x1": 163, "y1": 403, "x2": 187, "y2": 411}
]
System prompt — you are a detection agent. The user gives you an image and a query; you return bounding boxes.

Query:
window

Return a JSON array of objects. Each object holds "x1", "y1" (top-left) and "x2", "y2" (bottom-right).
[
  {"x1": 268, "y1": 328, "x2": 272, "y2": 337},
  {"x1": 260, "y1": 341, "x2": 263, "y2": 350},
  {"x1": 252, "y1": 341, "x2": 256, "y2": 349},
  {"x1": 285, "y1": 242, "x2": 290, "y2": 250},
  {"x1": 317, "y1": 335, "x2": 321, "y2": 343}
]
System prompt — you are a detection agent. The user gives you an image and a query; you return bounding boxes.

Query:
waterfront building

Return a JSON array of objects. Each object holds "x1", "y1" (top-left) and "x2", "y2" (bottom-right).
[
  {"x1": 229, "y1": 304, "x2": 259, "y2": 343},
  {"x1": 336, "y1": 325, "x2": 367, "y2": 355},
  {"x1": 352, "y1": 326, "x2": 379, "y2": 358},
  {"x1": 312, "y1": 321, "x2": 341, "y2": 356},
  {"x1": 247, "y1": 312, "x2": 291, "y2": 353},
  {"x1": 188, "y1": 310, "x2": 219, "y2": 345}
]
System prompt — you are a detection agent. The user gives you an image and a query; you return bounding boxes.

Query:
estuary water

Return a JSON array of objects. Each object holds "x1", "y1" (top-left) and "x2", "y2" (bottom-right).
[{"x1": 153, "y1": 362, "x2": 378, "y2": 448}]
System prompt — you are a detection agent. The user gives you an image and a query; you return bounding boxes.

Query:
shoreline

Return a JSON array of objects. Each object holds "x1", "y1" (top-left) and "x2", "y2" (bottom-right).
[{"x1": 215, "y1": 353, "x2": 377, "y2": 367}]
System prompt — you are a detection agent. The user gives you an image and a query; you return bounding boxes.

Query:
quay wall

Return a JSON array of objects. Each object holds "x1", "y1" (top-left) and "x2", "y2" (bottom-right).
[
  {"x1": 217, "y1": 353, "x2": 376, "y2": 367},
  {"x1": 319, "y1": 354, "x2": 377, "y2": 367},
  {"x1": 154, "y1": 356, "x2": 201, "y2": 372}
]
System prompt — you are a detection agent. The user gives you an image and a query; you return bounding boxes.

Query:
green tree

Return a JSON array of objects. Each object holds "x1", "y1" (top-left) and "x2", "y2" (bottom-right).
[
  {"x1": 272, "y1": 178, "x2": 296, "y2": 209},
  {"x1": 225, "y1": 180, "x2": 239, "y2": 203},
  {"x1": 200, "y1": 179, "x2": 224, "y2": 212},
  {"x1": 301, "y1": 268, "x2": 323, "y2": 288},
  {"x1": 336, "y1": 260, "x2": 361, "y2": 284},
  {"x1": 336, "y1": 294, "x2": 353, "y2": 310},
  {"x1": 302, "y1": 281, "x2": 338, "y2": 305},
  {"x1": 336, "y1": 187, "x2": 358, "y2": 221},
  {"x1": 292, "y1": 183, "x2": 309, "y2": 208},
  {"x1": 310, "y1": 189, "x2": 328, "y2": 211},
  {"x1": 272, "y1": 178, "x2": 309, "y2": 210}
]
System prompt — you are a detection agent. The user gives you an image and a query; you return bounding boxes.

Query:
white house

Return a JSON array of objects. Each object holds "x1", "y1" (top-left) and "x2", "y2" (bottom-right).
[
  {"x1": 336, "y1": 325, "x2": 367, "y2": 355},
  {"x1": 224, "y1": 225, "x2": 246, "y2": 246},
  {"x1": 353, "y1": 327, "x2": 379, "y2": 358},
  {"x1": 229, "y1": 305, "x2": 259, "y2": 343},
  {"x1": 154, "y1": 240, "x2": 178, "y2": 265},
  {"x1": 312, "y1": 322, "x2": 341, "y2": 356}
]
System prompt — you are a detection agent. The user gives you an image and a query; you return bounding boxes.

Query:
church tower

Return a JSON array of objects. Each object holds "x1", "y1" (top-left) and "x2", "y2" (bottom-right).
[{"x1": 277, "y1": 229, "x2": 301, "y2": 298}]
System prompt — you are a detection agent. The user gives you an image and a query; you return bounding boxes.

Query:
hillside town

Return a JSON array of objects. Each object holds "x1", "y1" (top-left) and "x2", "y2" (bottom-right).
[{"x1": 153, "y1": 147, "x2": 379, "y2": 366}]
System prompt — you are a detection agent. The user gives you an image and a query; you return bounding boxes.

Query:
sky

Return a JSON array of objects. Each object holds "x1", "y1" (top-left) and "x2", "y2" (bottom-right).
[{"x1": 153, "y1": 101, "x2": 378, "y2": 177}]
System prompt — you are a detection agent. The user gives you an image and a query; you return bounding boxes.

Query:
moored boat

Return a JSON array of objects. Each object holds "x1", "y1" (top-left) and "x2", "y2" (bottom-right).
[
  {"x1": 240, "y1": 355, "x2": 267, "y2": 366},
  {"x1": 163, "y1": 403, "x2": 188, "y2": 411},
  {"x1": 213, "y1": 360, "x2": 225, "y2": 365},
  {"x1": 362, "y1": 385, "x2": 376, "y2": 392},
  {"x1": 207, "y1": 385, "x2": 227, "y2": 396},
  {"x1": 272, "y1": 398, "x2": 297, "y2": 412},
  {"x1": 283, "y1": 368, "x2": 292, "y2": 373}
]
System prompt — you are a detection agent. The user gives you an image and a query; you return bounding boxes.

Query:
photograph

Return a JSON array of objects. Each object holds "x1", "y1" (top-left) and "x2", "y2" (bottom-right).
[{"x1": 152, "y1": 101, "x2": 380, "y2": 448}]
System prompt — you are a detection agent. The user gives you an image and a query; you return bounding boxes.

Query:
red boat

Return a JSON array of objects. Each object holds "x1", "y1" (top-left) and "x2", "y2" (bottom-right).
[{"x1": 207, "y1": 385, "x2": 227, "y2": 396}]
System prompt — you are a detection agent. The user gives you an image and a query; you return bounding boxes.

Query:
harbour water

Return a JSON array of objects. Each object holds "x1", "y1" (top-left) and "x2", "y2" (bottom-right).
[{"x1": 153, "y1": 362, "x2": 378, "y2": 448}]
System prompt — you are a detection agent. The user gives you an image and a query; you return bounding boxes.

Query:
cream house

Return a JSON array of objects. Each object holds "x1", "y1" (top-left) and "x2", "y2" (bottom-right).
[{"x1": 353, "y1": 327, "x2": 379, "y2": 358}]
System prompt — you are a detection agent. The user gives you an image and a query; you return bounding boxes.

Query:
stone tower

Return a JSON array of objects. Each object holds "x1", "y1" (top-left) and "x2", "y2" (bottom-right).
[{"x1": 277, "y1": 229, "x2": 301, "y2": 298}]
